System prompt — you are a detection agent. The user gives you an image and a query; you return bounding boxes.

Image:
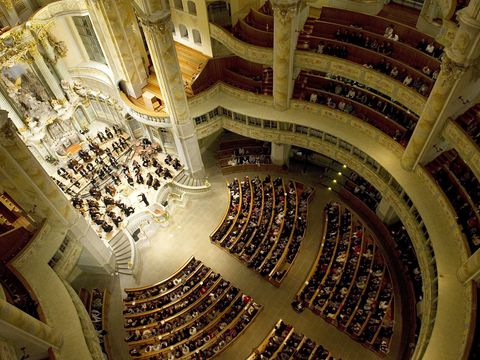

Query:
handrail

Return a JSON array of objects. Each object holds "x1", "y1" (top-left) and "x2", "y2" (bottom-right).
[
  {"x1": 118, "y1": 92, "x2": 171, "y2": 126},
  {"x1": 209, "y1": 23, "x2": 273, "y2": 65}
]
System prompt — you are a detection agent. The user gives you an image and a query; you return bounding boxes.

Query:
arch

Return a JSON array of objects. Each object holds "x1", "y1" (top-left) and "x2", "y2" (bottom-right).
[
  {"x1": 192, "y1": 29, "x2": 202, "y2": 44},
  {"x1": 174, "y1": 0, "x2": 183, "y2": 11},
  {"x1": 187, "y1": 0, "x2": 197, "y2": 15},
  {"x1": 179, "y1": 24, "x2": 188, "y2": 39}
]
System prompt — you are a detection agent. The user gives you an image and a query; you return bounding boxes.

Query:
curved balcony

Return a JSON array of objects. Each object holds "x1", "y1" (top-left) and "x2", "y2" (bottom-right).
[
  {"x1": 209, "y1": 23, "x2": 273, "y2": 65},
  {"x1": 443, "y1": 119, "x2": 480, "y2": 182},
  {"x1": 210, "y1": 22, "x2": 426, "y2": 116},
  {"x1": 119, "y1": 92, "x2": 171, "y2": 127}
]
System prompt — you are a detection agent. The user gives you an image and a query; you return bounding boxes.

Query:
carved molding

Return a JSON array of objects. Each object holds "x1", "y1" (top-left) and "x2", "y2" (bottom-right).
[
  {"x1": 440, "y1": 55, "x2": 467, "y2": 81},
  {"x1": 272, "y1": 1, "x2": 299, "y2": 24}
]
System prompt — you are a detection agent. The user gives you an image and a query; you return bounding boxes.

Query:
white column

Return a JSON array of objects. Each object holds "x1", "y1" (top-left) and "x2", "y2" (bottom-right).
[
  {"x1": 271, "y1": 142, "x2": 291, "y2": 166},
  {"x1": 136, "y1": 9, "x2": 205, "y2": 177},
  {"x1": 29, "y1": 47, "x2": 66, "y2": 101},
  {"x1": 272, "y1": 0, "x2": 302, "y2": 110},
  {"x1": 402, "y1": 1, "x2": 480, "y2": 170},
  {"x1": 36, "y1": 28, "x2": 72, "y2": 83}
]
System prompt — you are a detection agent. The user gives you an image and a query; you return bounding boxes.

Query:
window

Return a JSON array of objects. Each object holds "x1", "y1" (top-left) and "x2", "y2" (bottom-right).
[
  {"x1": 208, "y1": 108, "x2": 219, "y2": 119},
  {"x1": 187, "y1": 1, "x2": 197, "y2": 15},
  {"x1": 73, "y1": 16, "x2": 107, "y2": 65},
  {"x1": 220, "y1": 107, "x2": 232, "y2": 117},
  {"x1": 295, "y1": 125, "x2": 308, "y2": 134},
  {"x1": 264, "y1": 120, "x2": 278, "y2": 129},
  {"x1": 192, "y1": 29, "x2": 202, "y2": 44},
  {"x1": 234, "y1": 112, "x2": 246, "y2": 123},
  {"x1": 194, "y1": 114, "x2": 207, "y2": 125},
  {"x1": 174, "y1": 0, "x2": 183, "y2": 11},
  {"x1": 179, "y1": 24, "x2": 188, "y2": 39}
]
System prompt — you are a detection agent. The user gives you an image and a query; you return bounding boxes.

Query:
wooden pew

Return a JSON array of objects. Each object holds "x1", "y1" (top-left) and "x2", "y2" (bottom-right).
[{"x1": 318, "y1": 7, "x2": 442, "y2": 51}]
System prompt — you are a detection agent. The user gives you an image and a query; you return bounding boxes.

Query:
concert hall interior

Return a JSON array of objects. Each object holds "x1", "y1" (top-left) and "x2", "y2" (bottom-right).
[{"x1": 0, "y1": 0, "x2": 479, "y2": 359}]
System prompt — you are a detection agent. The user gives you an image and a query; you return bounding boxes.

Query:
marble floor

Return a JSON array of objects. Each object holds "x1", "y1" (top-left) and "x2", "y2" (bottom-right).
[{"x1": 74, "y1": 150, "x2": 404, "y2": 360}]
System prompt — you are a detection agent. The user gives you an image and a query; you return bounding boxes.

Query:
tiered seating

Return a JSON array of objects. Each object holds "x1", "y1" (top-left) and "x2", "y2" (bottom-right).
[
  {"x1": 123, "y1": 257, "x2": 261, "y2": 359},
  {"x1": 389, "y1": 222, "x2": 423, "y2": 302},
  {"x1": 294, "y1": 70, "x2": 414, "y2": 142},
  {"x1": 299, "y1": 19, "x2": 439, "y2": 95},
  {"x1": 248, "y1": 320, "x2": 338, "y2": 359},
  {"x1": 211, "y1": 176, "x2": 314, "y2": 286},
  {"x1": 216, "y1": 135, "x2": 276, "y2": 174},
  {"x1": 297, "y1": 33, "x2": 433, "y2": 97},
  {"x1": 127, "y1": 43, "x2": 210, "y2": 109},
  {"x1": 192, "y1": 56, "x2": 273, "y2": 96},
  {"x1": 317, "y1": 7, "x2": 443, "y2": 59},
  {"x1": 175, "y1": 42, "x2": 210, "y2": 97},
  {"x1": 425, "y1": 149, "x2": 480, "y2": 253},
  {"x1": 455, "y1": 103, "x2": 480, "y2": 147},
  {"x1": 232, "y1": 4, "x2": 274, "y2": 47},
  {"x1": 343, "y1": 172, "x2": 383, "y2": 211},
  {"x1": 293, "y1": 202, "x2": 394, "y2": 355},
  {"x1": 83, "y1": 288, "x2": 111, "y2": 359}
]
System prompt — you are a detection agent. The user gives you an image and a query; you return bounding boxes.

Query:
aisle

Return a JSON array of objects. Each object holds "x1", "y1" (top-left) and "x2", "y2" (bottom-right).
[{"x1": 116, "y1": 162, "x2": 397, "y2": 360}]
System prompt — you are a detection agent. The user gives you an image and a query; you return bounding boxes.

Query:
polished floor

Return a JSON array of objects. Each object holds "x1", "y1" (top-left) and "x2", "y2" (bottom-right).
[{"x1": 74, "y1": 149, "x2": 403, "y2": 360}]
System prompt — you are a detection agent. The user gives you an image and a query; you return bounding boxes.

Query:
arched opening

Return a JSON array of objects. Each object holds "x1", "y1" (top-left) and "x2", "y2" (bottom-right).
[
  {"x1": 173, "y1": 0, "x2": 183, "y2": 11},
  {"x1": 179, "y1": 24, "x2": 188, "y2": 39},
  {"x1": 192, "y1": 29, "x2": 202, "y2": 44},
  {"x1": 187, "y1": 1, "x2": 197, "y2": 15}
]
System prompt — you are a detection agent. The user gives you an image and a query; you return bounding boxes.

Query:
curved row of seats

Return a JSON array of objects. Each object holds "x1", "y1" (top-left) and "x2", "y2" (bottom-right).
[
  {"x1": 85, "y1": 288, "x2": 111, "y2": 358},
  {"x1": 294, "y1": 71, "x2": 413, "y2": 142},
  {"x1": 230, "y1": 4, "x2": 437, "y2": 98},
  {"x1": 211, "y1": 176, "x2": 313, "y2": 286},
  {"x1": 426, "y1": 149, "x2": 480, "y2": 253},
  {"x1": 293, "y1": 202, "x2": 394, "y2": 355},
  {"x1": 455, "y1": 102, "x2": 480, "y2": 147},
  {"x1": 123, "y1": 257, "x2": 261, "y2": 359},
  {"x1": 248, "y1": 319, "x2": 338, "y2": 359}
]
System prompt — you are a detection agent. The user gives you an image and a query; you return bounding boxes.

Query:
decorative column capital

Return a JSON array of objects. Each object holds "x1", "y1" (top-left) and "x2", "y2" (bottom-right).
[
  {"x1": 133, "y1": 2, "x2": 172, "y2": 41},
  {"x1": 440, "y1": 56, "x2": 467, "y2": 81},
  {"x1": 272, "y1": 1, "x2": 299, "y2": 23}
]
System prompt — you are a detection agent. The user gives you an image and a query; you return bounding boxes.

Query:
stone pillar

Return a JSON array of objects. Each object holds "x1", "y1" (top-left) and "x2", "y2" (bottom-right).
[
  {"x1": 30, "y1": 24, "x2": 72, "y2": 83},
  {"x1": 271, "y1": 142, "x2": 291, "y2": 166},
  {"x1": 457, "y1": 248, "x2": 480, "y2": 284},
  {"x1": 0, "y1": 0, "x2": 19, "y2": 26},
  {"x1": 136, "y1": 9, "x2": 205, "y2": 177},
  {"x1": 0, "y1": 298, "x2": 63, "y2": 350},
  {"x1": 87, "y1": 0, "x2": 148, "y2": 97},
  {"x1": 272, "y1": 0, "x2": 301, "y2": 110},
  {"x1": 0, "y1": 337, "x2": 16, "y2": 360},
  {"x1": 402, "y1": 2, "x2": 480, "y2": 170},
  {"x1": 29, "y1": 47, "x2": 66, "y2": 101}
]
